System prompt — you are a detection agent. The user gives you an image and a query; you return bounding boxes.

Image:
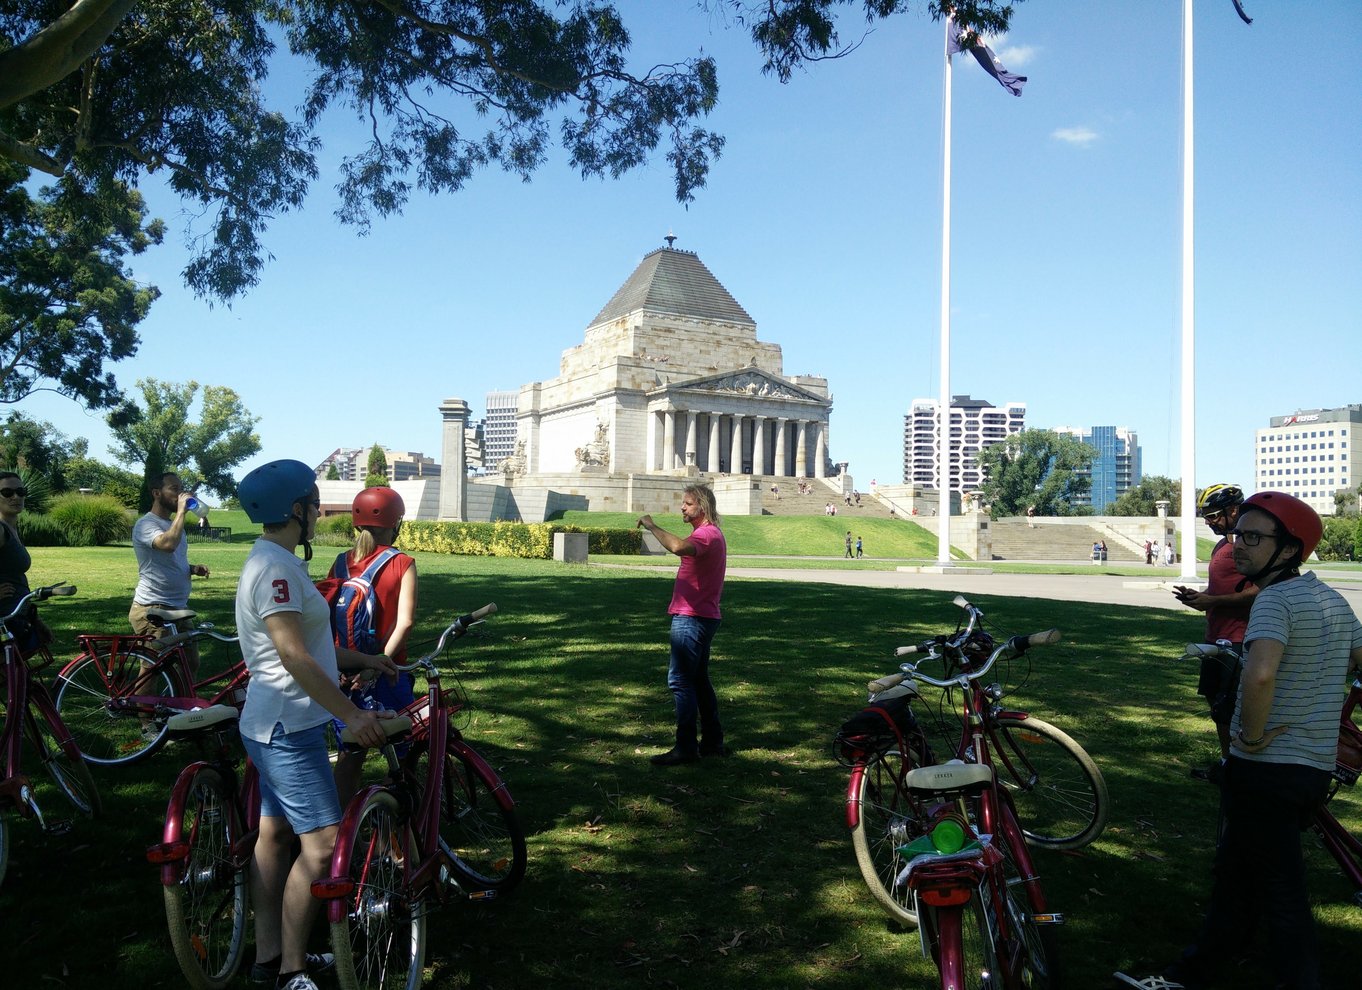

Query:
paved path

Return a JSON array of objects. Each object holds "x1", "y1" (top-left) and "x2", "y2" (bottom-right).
[{"x1": 720, "y1": 562, "x2": 1362, "y2": 614}]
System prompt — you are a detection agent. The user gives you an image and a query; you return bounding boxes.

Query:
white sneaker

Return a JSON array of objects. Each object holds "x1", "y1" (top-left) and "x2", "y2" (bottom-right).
[
  {"x1": 1113, "y1": 974, "x2": 1186, "y2": 990},
  {"x1": 278, "y1": 975, "x2": 320, "y2": 990}
]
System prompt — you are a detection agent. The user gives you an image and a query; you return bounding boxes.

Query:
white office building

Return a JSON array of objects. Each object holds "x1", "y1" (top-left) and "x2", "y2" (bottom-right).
[
  {"x1": 903, "y1": 395, "x2": 1026, "y2": 492},
  {"x1": 483, "y1": 390, "x2": 519, "y2": 469},
  {"x1": 1254, "y1": 405, "x2": 1362, "y2": 516}
]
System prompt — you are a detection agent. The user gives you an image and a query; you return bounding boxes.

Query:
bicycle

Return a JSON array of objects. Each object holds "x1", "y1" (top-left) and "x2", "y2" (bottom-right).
[
  {"x1": 54, "y1": 607, "x2": 246, "y2": 765},
  {"x1": 0, "y1": 583, "x2": 100, "y2": 889},
  {"x1": 841, "y1": 595, "x2": 1108, "y2": 929},
  {"x1": 313, "y1": 604, "x2": 527, "y2": 990},
  {"x1": 1183, "y1": 640, "x2": 1362, "y2": 907},
  {"x1": 851, "y1": 609, "x2": 1068, "y2": 988},
  {"x1": 146, "y1": 703, "x2": 263, "y2": 989}
]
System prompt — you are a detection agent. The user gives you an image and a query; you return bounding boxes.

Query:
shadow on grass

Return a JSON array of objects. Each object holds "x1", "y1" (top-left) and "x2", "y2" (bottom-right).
[{"x1": 2, "y1": 566, "x2": 1357, "y2": 988}]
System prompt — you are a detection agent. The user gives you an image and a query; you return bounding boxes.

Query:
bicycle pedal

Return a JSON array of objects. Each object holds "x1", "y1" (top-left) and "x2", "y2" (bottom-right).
[
  {"x1": 1030, "y1": 912, "x2": 1064, "y2": 926},
  {"x1": 43, "y1": 819, "x2": 74, "y2": 836},
  {"x1": 466, "y1": 889, "x2": 497, "y2": 902}
]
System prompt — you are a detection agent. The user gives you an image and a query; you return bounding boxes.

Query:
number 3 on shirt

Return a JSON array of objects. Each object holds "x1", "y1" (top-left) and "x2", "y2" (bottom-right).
[{"x1": 272, "y1": 579, "x2": 290, "y2": 604}]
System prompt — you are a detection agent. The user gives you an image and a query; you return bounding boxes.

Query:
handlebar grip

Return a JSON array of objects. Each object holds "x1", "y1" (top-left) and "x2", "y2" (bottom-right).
[
  {"x1": 1024, "y1": 628, "x2": 1061, "y2": 648},
  {"x1": 339, "y1": 715, "x2": 414, "y2": 746},
  {"x1": 868, "y1": 672, "x2": 907, "y2": 693},
  {"x1": 47, "y1": 584, "x2": 76, "y2": 597},
  {"x1": 894, "y1": 644, "x2": 924, "y2": 658},
  {"x1": 468, "y1": 603, "x2": 497, "y2": 622},
  {"x1": 952, "y1": 595, "x2": 971, "y2": 610},
  {"x1": 1185, "y1": 642, "x2": 1225, "y2": 658}
]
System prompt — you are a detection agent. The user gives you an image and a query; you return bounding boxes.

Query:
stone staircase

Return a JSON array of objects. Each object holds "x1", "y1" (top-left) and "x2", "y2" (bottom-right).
[
  {"x1": 988, "y1": 518, "x2": 1144, "y2": 562},
  {"x1": 755, "y1": 478, "x2": 898, "y2": 518}
]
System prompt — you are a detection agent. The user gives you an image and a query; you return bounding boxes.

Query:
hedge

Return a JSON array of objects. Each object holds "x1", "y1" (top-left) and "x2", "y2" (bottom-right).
[{"x1": 396, "y1": 521, "x2": 641, "y2": 559}]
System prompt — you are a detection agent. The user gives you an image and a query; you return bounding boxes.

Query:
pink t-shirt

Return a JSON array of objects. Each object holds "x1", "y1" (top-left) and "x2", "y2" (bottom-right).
[{"x1": 668, "y1": 523, "x2": 726, "y2": 620}]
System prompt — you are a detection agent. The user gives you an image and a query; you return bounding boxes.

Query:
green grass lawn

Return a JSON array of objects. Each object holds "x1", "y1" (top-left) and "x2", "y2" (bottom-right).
[{"x1": 3, "y1": 543, "x2": 1358, "y2": 988}]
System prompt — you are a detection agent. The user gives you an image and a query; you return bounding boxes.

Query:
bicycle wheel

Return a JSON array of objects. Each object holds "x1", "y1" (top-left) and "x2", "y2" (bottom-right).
[
  {"x1": 850, "y1": 747, "x2": 925, "y2": 926},
  {"x1": 437, "y1": 747, "x2": 527, "y2": 892},
  {"x1": 331, "y1": 789, "x2": 426, "y2": 990},
  {"x1": 991, "y1": 805, "x2": 1060, "y2": 989},
  {"x1": 993, "y1": 715, "x2": 1107, "y2": 850},
  {"x1": 922, "y1": 899, "x2": 999, "y2": 990},
  {"x1": 163, "y1": 767, "x2": 249, "y2": 990},
  {"x1": 25, "y1": 699, "x2": 101, "y2": 817},
  {"x1": 55, "y1": 649, "x2": 180, "y2": 766},
  {"x1": 0, "y1": 816, "x2": 8, "y2": 889}
]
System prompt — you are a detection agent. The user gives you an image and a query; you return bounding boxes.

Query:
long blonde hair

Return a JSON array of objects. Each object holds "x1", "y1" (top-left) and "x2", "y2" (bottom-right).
[
  {"x1": 685, "y1": 484, "x2": 720, "y2": 528},
  {"x1": 351, "y1": 526, "x2": 395, "y2": 564}
]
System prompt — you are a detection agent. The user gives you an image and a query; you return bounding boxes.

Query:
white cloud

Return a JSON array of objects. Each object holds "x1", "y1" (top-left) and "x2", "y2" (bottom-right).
[
  {"x1": 994, "y1": 43, "x2": 1038, "y2": 68},
  {"x1": 1052, "y1": 126, "x2": 1100, "y2": 147}
]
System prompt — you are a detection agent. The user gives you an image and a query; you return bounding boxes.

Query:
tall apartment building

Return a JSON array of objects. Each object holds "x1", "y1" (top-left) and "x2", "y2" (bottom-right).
[
  {"x1": 903, "y1": 395, "x2": 1026, "y2": 492},
  {"x1": 483, "y1": 390, "x2": 519, "y2": 469},
  {"x1": 1254, "y1": 404, "x2": 1362, "y2": 516},
  {"x1": 315, "y1": 448, "x2": 364, "y2": 481},
  {"x1": 1051, "y1": 425, "x2": 1142, "y2": 512},
  {"x1": 387, "y1": 450, "x2": 441, "y2": 481}
]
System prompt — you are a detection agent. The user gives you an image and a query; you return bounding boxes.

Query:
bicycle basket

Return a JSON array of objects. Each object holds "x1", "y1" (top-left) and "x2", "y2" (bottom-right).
[
  {"x1": 834, "y1": 694, "x2": 931, "y2": 767},
  {"x1": 23, "y1": 642, "x2": 57, "y2": 672}
]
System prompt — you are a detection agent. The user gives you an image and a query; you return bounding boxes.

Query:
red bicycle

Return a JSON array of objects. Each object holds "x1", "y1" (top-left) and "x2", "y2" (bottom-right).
[
  {"x1": 1184, "y1": 640, "x2": 1362, "y2": 906},
  {"x1": 843, "y1": 598, "x2": 1068, "y2": 988},
  {"x1": 313, "y1": 604, "x2": 527, "y2": 990},
  {"x1": 0, "y1": 583, "x2": 100, "y2": 889},
  {"x1": 55, "y1": 608, "x2": 246, "y2": 765},
  {"x1": 146, "y1": 703, "x2": 262, "y2": 989}
]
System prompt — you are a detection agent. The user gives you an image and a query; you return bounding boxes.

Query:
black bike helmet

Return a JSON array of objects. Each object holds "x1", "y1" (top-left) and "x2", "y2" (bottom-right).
[{"x1": 1196, "y1": 484, "x2": 1243, "y2": 517}]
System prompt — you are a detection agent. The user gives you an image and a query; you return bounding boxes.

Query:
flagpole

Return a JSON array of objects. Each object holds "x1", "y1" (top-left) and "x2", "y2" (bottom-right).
[
  {"x1": 937, "y1": 23, "x2": 953, "y2": 564},
  {"x1": 1179, "y1": 0, "x2": 1198, "y2": 579}
]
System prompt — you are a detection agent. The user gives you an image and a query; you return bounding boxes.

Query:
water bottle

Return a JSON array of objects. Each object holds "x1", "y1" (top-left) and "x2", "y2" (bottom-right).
[{"x1": 185, "y1": 495, "x2": 203, "y2": 515}]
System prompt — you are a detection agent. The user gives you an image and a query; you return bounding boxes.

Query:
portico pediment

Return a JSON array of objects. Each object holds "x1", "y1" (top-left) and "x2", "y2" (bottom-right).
[{"x1": 649, "y1": 368, "x2": 826, "y2": 405}]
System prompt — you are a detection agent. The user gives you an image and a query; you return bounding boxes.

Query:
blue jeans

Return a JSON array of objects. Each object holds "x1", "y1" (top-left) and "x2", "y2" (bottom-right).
[
  {"x1": 667, "y1": 615, "x2": 722, "y2": 754},
  {"x1": 1173, "y1": 757, "x2": 1330, "y2": 990}
]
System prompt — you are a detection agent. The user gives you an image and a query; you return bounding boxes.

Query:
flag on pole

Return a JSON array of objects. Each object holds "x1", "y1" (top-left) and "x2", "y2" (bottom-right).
[
  {"x1": 1231, "y1": 0, "x2": 1253, "y2": 25},
  {"x1": 947, "y1": 19, "x2": 1027, "y2": 96}
]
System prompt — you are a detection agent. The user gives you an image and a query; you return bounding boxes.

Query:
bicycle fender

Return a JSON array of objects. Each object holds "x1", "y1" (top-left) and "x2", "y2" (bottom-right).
[
  {"x1": 150, "y1": 759, "x2": 214, "y2": 885},
  {"x1": 845, "y1": 763, "x2": 866, "y2": 829},
  {"x1": 447, "y1": 738, "x2": 516, "y2": 813}
]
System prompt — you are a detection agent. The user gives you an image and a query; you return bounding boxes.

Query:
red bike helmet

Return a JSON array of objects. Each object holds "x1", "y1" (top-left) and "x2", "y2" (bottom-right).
[
  {"x1": 352, "y1": 486, "x2": 405, "y2": 529},
  {"x1": 1240, "y1": 491, "x2": 1322, "y2": 562}
]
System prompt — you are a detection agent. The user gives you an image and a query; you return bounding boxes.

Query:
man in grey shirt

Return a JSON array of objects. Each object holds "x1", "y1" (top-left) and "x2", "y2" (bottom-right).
[{"x1": 131, "y1": 472, "x2": 210, "y2": 674}]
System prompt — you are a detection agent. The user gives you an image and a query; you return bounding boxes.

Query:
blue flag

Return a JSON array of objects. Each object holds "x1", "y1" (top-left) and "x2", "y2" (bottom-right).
[{"x1": 947, "y1": 19, "x2": 1027, "y2": 97}]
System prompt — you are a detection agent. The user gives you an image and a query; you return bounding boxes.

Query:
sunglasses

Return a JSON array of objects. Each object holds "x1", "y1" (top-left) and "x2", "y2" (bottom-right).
[
  {"x1": 1202, "y1": 510, "x2": 1226, "y2": 523},
  {"x1": 0, "y1": 487, "x2": 28, "y2": 498}
]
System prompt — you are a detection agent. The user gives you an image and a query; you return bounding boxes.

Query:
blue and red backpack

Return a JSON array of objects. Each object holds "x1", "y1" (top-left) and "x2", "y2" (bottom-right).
[{"x1": 322, "y1": 547, "x2": 401, "y2": 654}]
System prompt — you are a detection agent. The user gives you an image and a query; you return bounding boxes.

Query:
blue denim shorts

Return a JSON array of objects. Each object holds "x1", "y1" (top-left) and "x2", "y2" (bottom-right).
[{"x1": 242, "y1": 722, "x2": 340, "y2": 834}]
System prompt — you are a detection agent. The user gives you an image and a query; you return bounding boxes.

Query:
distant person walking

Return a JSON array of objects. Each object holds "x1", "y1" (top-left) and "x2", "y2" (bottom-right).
[
  {"x1": 855, "y1": 536, "x2": 863, "y2": 559},
  {"x1": 1027, "y1": 505, "x2": 1036, "y2": 528},
  {"x1": 1145, "y1": 540, "x2": 1154, "y2": 565},
  {"x1": 844, "y1": 531, "x2": 853, "y2": 558},
  {"x1": 637, "y1": 485, "x2": 727, "y2": 766}
]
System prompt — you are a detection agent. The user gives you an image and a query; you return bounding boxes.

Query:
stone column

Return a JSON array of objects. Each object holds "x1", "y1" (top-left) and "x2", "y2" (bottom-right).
[
  {"x1": 795, "y1": 420, "x2": 808, "y2": 477},
  {"x1": 438, "y1": 397, "x2": 470, "y2": 521},
  {"x1": 663, "y1": 409, "x2": 676, "y2": 472},
  {"x1": 707, "y1": 414, "x2": 721, "y2": 473},
  {"x1": 751, "y1": 416, "x2": 766, "y2": 475},
  {"x1": 729, "y1": 415, "x2": 743, "y2": 474},
  {"x1": 683, "y1": 411, "x2": 697, "y2": 467},
  {"x1": 813, "y1": 420, "x2": 827, "y2": 479},
  {"x1": 773, "y1": 418, "x2": 788, "y2": 477}
]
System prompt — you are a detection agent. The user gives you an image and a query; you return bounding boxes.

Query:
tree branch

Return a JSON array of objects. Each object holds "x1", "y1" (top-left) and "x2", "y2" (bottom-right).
[
  {"x1": 0, "y1": 0, "x2": 137, "y2": 110},
  {"x1": 0, "y1": 129, "x2": 65, "y2": 176}
]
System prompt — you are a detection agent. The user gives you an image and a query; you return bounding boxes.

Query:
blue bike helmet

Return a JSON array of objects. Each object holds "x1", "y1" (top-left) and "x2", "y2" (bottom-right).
[{"x1": 238, "y1": 459, "x2": 316, "y2": 525}]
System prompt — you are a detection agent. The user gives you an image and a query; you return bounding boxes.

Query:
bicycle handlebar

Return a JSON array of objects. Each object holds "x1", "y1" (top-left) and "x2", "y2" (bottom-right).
[
  {"x1": 394, "y1": 603, "x2": 498, "y2": 673},
  {"x1": 0, "y1": 582, "x2": 75, "y2": 626},
  {"x1": 899, "y1": 628, "x2": 1062, "y2": 689}
]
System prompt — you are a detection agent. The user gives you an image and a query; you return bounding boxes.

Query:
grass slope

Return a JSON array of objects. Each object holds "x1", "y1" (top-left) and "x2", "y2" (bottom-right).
[{"x1": 3, "y1": 545, "x2": 1357, "y2": 989}]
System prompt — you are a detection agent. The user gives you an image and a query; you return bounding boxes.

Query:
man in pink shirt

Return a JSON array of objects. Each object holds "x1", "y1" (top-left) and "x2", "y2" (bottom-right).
[{"x1": 638, "y1": 484, "x2": 728, "y2": 766}]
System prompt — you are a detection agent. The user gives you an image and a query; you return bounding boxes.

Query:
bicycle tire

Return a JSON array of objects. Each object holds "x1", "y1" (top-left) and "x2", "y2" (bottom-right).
[
  {"x1": 994, "y1": 714, "x2": 1108, "y2": 850},
  {"x1": 0, "y1": 815, "x2": 8, "y2": 890},
  {"x1": 163, "y1": 767, "x2": 249, "y2": 990},
  {"x1": 25, "y1": 697, "x2": 101, "y2": 817},
  {"x1": 331, "y1": 789, "x2": 426, "y2": 990},
  {"x1": 850, "y1": 747, "x2": 925, "y2": 927},
  {"x1": 438, "y1": 747, "x2": 527, "y2": 893},
  {"x1": 55, "y1": 649, "x2": 180, "y2": 766}
]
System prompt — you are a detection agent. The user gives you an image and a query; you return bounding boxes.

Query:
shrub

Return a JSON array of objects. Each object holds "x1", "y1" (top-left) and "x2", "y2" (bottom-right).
[
  {"x1": 396, "y1": 521, "x2": 641, "y2": 558},
  {"x1": 46, "y1": 493, "x2": 133, "y2": 547},
  {"x1": 16, "y1": 510, "x2": 67, "y2": 547},
  {"x1": 1318, "y1": 516, "x2": 1358, "y2": 562},
  {"x1": 312, "y1": 512, "x2": 355, "y2": 547}
]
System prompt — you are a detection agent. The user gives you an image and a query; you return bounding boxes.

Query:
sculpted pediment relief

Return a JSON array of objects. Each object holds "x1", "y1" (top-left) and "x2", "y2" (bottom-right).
[{"x1": 654, "y1": 368, "x2": 824, "y2": 403}]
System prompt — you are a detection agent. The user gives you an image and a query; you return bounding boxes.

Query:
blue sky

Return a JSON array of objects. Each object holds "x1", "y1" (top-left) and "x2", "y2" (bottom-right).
[{"x1": 21, "y1": 1, "x2": 1362, "y2": 499}]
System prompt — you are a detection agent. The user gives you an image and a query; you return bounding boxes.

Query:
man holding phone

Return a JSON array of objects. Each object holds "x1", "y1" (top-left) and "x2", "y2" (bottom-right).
[{"x1": 1172, "y1": 484, "x2": 1258, "y2": 779}]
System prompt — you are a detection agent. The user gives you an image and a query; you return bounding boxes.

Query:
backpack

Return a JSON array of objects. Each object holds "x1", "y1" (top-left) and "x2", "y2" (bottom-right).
[{"x1": 324, "y1": 547, "x2": 401, "y2": 654}]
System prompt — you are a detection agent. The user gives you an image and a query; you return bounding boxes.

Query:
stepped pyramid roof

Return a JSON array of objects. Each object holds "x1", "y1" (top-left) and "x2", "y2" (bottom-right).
[{"x1": 589, "y1": 247, "x2": 754, "y2": 327}]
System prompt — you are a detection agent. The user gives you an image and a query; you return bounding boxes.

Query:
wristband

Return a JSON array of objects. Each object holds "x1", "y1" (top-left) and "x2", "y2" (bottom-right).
[{"x1": 1238, "y1": 730, "x2": 1265, "y2": 747}]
